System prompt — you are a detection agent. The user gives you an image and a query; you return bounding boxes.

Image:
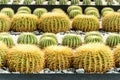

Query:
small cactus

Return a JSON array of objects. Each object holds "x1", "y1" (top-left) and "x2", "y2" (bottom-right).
[
  {"x1": 71, "y1": 0, "x2": 79, "y2": 5},
  {"x1": 72, "y1": 15, "x2": 99, "y2": 32},
  {"x1": 35, "y1": 0, "x2": 45, "y2": 5},
  {"x1": 86, "y1": 10, "x2": 100, "y2": 18},
  {"x1": 95, "y1": 0, "x2": 102, "y2": 5},
  {"x1": 106, "y1": 33, "x2": 120, "y2": 47},
  {"x1": 44, "y1": 46, "x2": 73, "y2": 70},
  {"x1": 59, "y1": 0, "x2": 68, "y2": 5},
  {"x1": 83, "y1": 0, "x2": 91, "y2": 5},
  {"x1": 69, "y1": 10, "x2": 82, "y2": 18},
  {"x1": 67, "y1": 6, "x2": 82, "y2": 14},
  {"x1": 23, "y1": 0, "x2": 32, "y2": 5},
  {"x1": 73, "y1": 43, "x2": 114, "y2": 73},
  {"x1": 48, "y1": 0, "x2": 56, "y2": 5},
  {"x1": 33, "y1": 8, "x2": 47, "y2": 18},
  {"x1": 5, "y1": 44, "x2": 44, "y2": 73},
  {"x1": 62, "y1": 34, "x2": 82, "y2": 48},
  {"x1": 17, "y1": 33, "x2": 38, "y2": 44},
  {"x1": 85, "y1": 7, "x2": 99, "y2": 14},
  {"x1": 17, "y1": 6, "x2": 31, "y2": 14},
  {"x1": 101, "y1": 7, "x2": 114, "y2": 15},
  {"x1": 1, "y1": 8, "x2": 14, "y2": 18}
]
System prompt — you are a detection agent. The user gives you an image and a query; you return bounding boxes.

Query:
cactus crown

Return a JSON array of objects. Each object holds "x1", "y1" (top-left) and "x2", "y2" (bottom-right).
[
  {"x1": 17, "y1": 6, "x2": 31, "y2": 14},
  {"x1": 67, "y1": 6, "x2": 82, "y2": 13}
]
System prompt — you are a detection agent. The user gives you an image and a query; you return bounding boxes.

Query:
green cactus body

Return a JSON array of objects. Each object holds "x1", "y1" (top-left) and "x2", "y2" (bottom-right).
[
  {"x1": 11, "y1": 14, "x2": 38, "y2": 32},
  {"x1": 73, "y1": 43, "x2": 114, "y2": 73},
  {"x1": 83, "y1": 0, "x2": 91, "y2": 5},
  {"x1": 44, "y1": 46, "x2": 73, "y2": 70},
  {"x1": 101, "y1": 7, "x2": 114, "y2": 15},
  {"x1": 59, "y1": 0, "x2": 68, "y2": 5},
  {"x1": 40, "y1": 33, "x2": 58, "y2": 43},
  {"x1": 102, "y1": 12, "x2": 120, "y2": 32},
  {"x1": 1, "y1": 8, "x2": 14, "y2": 18},
  {"x1": 16, "y1": 10, "x2": 30, "y2": 14},
  {"x1": 102, "y1": 11, "x2": 114, "y2": 17},
  {"x1": 33, "y1": 8, "x2": 47, "y2": 18},
  {"x1": 69, "y1": 10, "x2": 82, "y2": 18},
  {"x1": 86, "y1": 10, "x2": 100, "y2": 18},
  {"x1": 0, "y1": 13, "x2": 11, "y2": 32},
  {"x1": 0, "y1": 35, "x2": 14, "y2": 47},
  {"x1": 17, "y1": 6, "x2": 31, "y2": 14},
  {"x1": 39, "y1": 37, "x2": 57, "y2": 48},
  {"x1": 67, "y1": 6, "x2": 82, "y2": 14},
  {"x1": 95, "y1": 0, "x2": 102, "y2": 5},
  {"x1": 71, "y1": 0, "x2": 79, "y2": 5},
  {"x1": 48, "y1": 0, "x2": 56, "y2": 5},
  {"x1": 17, "y1": 33, "x2": 38, "y2": 44},
  {"x1": 12, "y1": 0, "x2": 20, "y2": 4},
  {"x1": 0, "y1": 0, "x2": 9, "y2": 4},
  {"x1": 52, "y1": 8, "x2": 65, "y2": 14},
  {"x1": 5, "y1": 44, "x2": 44, "y2": 73},
  {"x1": 106, "y1": 33, "x2": 120, "y2": 47},
  {"x1": 85, "y1": 7, "x2": 99, "y2": 14},
  {"x1": 23, "y1": 0, "x2": 32, "y2": 5},
  {"x1": 72, "y1": 15, "x2": 99, "y2": 32},
  {"x1": 35, "y1": 0, "x2": 45, "y2": 5},
  {"x1": 38, "y1": 13, "x2": 70, "y2": 33},
  {"x1": 62, "y1": 34, "x2": 82, "y2": 48}
]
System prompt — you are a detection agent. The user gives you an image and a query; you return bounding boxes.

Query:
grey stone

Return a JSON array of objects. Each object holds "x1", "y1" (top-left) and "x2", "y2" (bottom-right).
[{"x1": 76, "y1": 69, "x2": 84, "y2": 74}]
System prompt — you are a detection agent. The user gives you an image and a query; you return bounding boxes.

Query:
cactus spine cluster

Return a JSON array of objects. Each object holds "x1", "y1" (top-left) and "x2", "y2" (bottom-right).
[
  {"x1": 44, "y1": 46, "x2": 72, "y2": 70},
  {"x1": 73, "y1": 43, "x2": 114, "y2": 73},
  {"x1": 11, "y1": 14, "x2": 38, "y2": 32},
  {"x1": 17, "y1": 33, "x2": 38, "y2": 44},
  {"x1": 59, "y1": 0, "x2": 68, "y2": 5},
  {"x1": 38, "y1": 13, "x2": 70, "y2": 33},
  {"x1": 5, "y1": 44, "x2": 44, "y2": 73},
  {"x1": 62, "y1": 34, "x2": 82, "y2": 48},
  {"x1": 102, "y1": 12, "x2": 120, "y2": 32},
  {"x1": 83, "y1": 0, "x2": 91, "y2": 5},
  {"x1": 106, "y1": 33, "x2": 120, "y2": 47},
  {"x1": 69, "y1": 10, "x2": 82, "y2": 18},
  {"x1": 71, "y1": 0, "x2": 79, "y2": 5},
  {"x1": 72, "y1": 15, "x2": 99, "y2": 32}
]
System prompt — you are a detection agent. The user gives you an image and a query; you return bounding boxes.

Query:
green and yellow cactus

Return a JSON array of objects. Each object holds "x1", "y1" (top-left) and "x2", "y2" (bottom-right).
[
  {"x1": 11, "y1": 14, "x2": 38, "y2": 32},
  {"x1": 0, "y1": 13, "x2": 11, "y2": 32},
  {"x1": 102, "y1": 12, "x2": 120, "y2": 32},
  {"x1": 86, "y1": 10, "x2": 100, "y2": 18},
  {"x1": 95, "y1": 0, "x2": 102, "y2": 5},
  {"x1": 72, "y1": 15, "x2": 99, "y2": 32},
  {"x1": 67, "y1": 6, "x2": 82, "y2": 14},
  {"x1": 48, "y1": 0, "x2": 56, "y2": 5},
  {"x1": 106, "y1": 33, "x2": 120, "y2": 47},
  {"x1": 102, "y1": 11, "x2": 114, "y2": 17},
  {"x1": 117, "y1": 9, "x2": 120, "y2": 12},
  {"x1": 83, "y1": 0, "x2": 91, "y2": 5},
  {"x1": 59, "y1": 0, "x2": 68, "y2": 5},
  {"x1": 52, "y1": 8, "x2": 65, "y2": 14},
  {"x1": 71, "y1": 0, "x2": 79, "y2": 5},
  {"x1": 73, "y1": 43, "x2": 114, "y2": 73},
  {"x1": 38, "y1": 13, "x2": 70, "y2": 33},
  {"x1": 5, "y1": 44, "x2": 44, "y2": 73},
  {"x1": 17, "y1": 33, "x2": 38, "y2": 44},
  {"x1": 85, "y1": 7, "x2": 99, "y2": 14},
  {"x1": 62, "y1": 34, "x2": 82, "y2": 48},
  {"x1": 33, "y1": 8, "x2": 47, "y2": 18},
  {"x1": 44, "y1": 46, "x2": 73, "y2": 70},
  {"x1": 106, "y1": 0, "x2": 113, "y2": 5},
  {"x1": 35, "y1": 0, "x2": 45, "y2": 5},
  {"x1": 0, "y1": 0, "x2": 9, "y2": 4},
  {"x1": 101, "y1": 7, "x2": 114, "y2": 15},
  {"x1": 69, "y1": 10, "x2": 82, "y2": 18},
  {"x1": 17, "y1": 6, "x2": 31, "y2": 14},
  {"x1": 23, "y1": 0, "x2": 32, "y2": 5},
  {"x1": 0, "y1": 8, "x2": 14, "y2": 18}
]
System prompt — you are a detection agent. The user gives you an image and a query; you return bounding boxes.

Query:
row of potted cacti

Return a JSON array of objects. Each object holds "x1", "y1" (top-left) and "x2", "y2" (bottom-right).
[
  {"x1": 1, "y1": 32, "x2": 120, "y2": 48},
  {"x1": 1, "y1": 0, "x2": 120, "y2": 5}
]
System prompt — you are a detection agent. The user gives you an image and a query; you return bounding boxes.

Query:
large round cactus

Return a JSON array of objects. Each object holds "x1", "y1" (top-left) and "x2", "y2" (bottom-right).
[
  {"x1": 5, "y1": 44, "x2": 44, "y2": 73},
  {"x1": 11, "y1": 14, "x2": 38, "y2": 32},
  {"x1": 73, "y1": 43, "x2": 114, "y2": 73},
  {"x1": 62, "y1": 34, "x2": 82, "y2": 48},
  {"x1": 67, "y1": 6, "x2": 82, "y2": 13},
  {"x1": 102, "y1": 12, "x2": 120, "y2": 32},
  {"x1": 101, "y1": 7, "x2": 114, "y2": 15},
  {"x1": 17, "y1": 6, "x2": 31, "y2": 14},
  {"x1": 44, "y1": 46, "x2": 73, "y2": 70},
  {"x1": 72, "y1": 15, "x2": 99, "y2": 32},
  {"x1": 17, "y1": 33, "x2": 38, "y2": 44},
  {"x1": 0, "y1": 13, "x2": 11, "y2": 32},
  {"x1": 0, "y1": 8, "x2": 14, "y2": 18},
  {"x1": 69, "y1": 10, "x2": 82, "y2": 18},
  {"x1": 38, "y1": 13, "x2": 70, "y2": 33},
  {"x1": 106, "y1": 33, "x2": 120, "y2": 47}
]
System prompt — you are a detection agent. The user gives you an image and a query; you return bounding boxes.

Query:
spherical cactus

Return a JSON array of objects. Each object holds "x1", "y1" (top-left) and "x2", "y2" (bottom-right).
[
  {"x1": 17, "y1": 33, "x2": 38, "y2": 44},
  {"x1": 59, "y1": 0, "x2": 68, "y2": 5},
  {"x1": 84, "y1": 36, "x2": 103, "y2": 44},
  {"x1": 16, "y1": 10, "x2": 30, "y2": 14},
  {"x1": 69, "y1": 10, "x2": 82, "y2": 18},
  {"x1": 0, "y1": 13, "x2": 11, "y2": 32},
  {"x1": 95, "y1": 0, "x2": 102, "y2": 5},
  {"x1": 11, "y1": 14, "x2": 38, "y2": 32},
  {"x1": 23, "y1": 0, "x2": 32, "y2": 5},
  {"x1": 35, "y1": 0, "x2": 45, "y2": 5},
  {"x1": 40, "y1": 33, "x2": 58, "y2": 43},
  {"x1": 102, "y1": 11, "x2": 114, "y2": 17},
  {"x1": 38, "y1": 37, "x2": 57, "y2": 48},
  {"x1": 102, "y1": 12, "x2": 120, "y2": 32},
  {"x1": 84, "y1": 31, "x2": 102, "y2": 40},
  {"x1": 44, "y1": 46, "x2": 73, "y2": 70},
  {"x1": 62, "y1": 34, "x2": 82, "y2": 48},
  {"x1": 113, "y1": 45, "x2": 120, "y2": 67},
  {"x1": 73, "y1": 43, "x2": 114, "y2": 73},
  {"x1": 72, "y1": 15, "x2": 99, "y2": 32},
  {"x1": 0, "y1": 8, "x2": 14, "y2": 18},
  {"x1": 0, "y1": 0, "x2": 9, "y2": 4},
  {"x1": 83, "y1": 0, "x2": 91, "y2": 5},
  {"x1": 106, "y1": 33, "x2": 120, "y2": 47},
  {"x1": 101, "y1": 7, "x2": 114, "y2": 15},
  {"x1": 33, "y1": 8, "x2": 47, "y2": 18},
  {"x1": 17, "y1": 6, "x2": 31, "y2": 14},
  {"x1": 52, "y1": 8, "x2": 65, "y2": 13},
  {"x1": 38, "y1": 13, "x2": 70, "y2": 33},
  {"x1": 48, "y1": 0, "x2": 56, "y2": 5},
  {"x1": 71, "y1": 0, "x2": 79, "y2": 5},
  {"x1": 5, "y1": 44, "x2": 44, "y2": 73},
  {"x1": 85, "y1": 7, "x2": 99, "y2": 14},
  {"x1": 67, "y1": 6, "x2": 82, "y2": 14},
  {"x1": 0, "y1": 35, "x2": 14, "y2": 47},
  {"x1": 86, "y1": 10, "x2": 100, "y2": 18}
]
